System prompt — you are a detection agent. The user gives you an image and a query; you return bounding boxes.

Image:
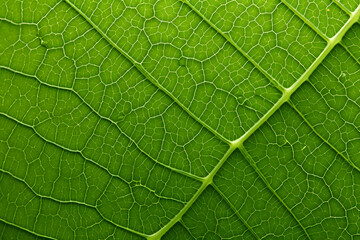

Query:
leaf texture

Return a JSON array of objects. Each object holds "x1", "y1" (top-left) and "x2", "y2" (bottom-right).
[{"x1": 1, "y1": 0, "x2": 360, "y2": 239}]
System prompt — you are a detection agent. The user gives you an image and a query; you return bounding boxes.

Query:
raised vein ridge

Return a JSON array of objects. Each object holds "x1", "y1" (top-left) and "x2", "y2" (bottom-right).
[
  {"x1": 62, "y1": 0, "x2": 230, "y2": 145},
  {"x1": 149, "y1": 4, "x2": 360, "y2": 239}
]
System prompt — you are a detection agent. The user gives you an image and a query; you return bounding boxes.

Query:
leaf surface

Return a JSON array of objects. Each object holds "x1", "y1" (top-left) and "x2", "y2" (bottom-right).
[{"x1": 1, "y1": 0, "x2": 360, "y2": 239}]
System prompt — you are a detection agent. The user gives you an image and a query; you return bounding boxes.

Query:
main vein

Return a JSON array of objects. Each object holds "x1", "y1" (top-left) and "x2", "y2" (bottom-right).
[
  {"x1": 154, "y1": 2, "x2": 360, "y2": 240},
  {"x1": 232, "y1": 4, "x2": 360, "y2": 148}
]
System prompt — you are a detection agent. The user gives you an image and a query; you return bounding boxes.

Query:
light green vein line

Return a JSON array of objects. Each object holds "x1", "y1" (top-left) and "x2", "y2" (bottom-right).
[
  {"x1": 0, "y1": 169, "x2": 96, "y2": 208},
  {"x1": 178, "y1": 220, "x2": 197, "y2": 240},
  {"x1": 0, "y1": 66, "x2": 204, "y2": 183},
  {"x1": 147, "y1": 146, "x2": 236, "y2": 240},
  {"x1": 62, "y1": 0, "x2": 230, "y2": 145},
  {"x1": 0, "y1": 113, "x2": 131, "y2": 187},
  {"x1": 0, "y1": 112, "x2": 191, "y2": 205},
  {"x1": 231, "y1": 4, "x2": 360, "y2": 148},
  {"x1": 145, "y1": 5, "x2": 360, "y2": 238},
  {"x1": 280, "y1": 0, "x2": 331, "y2": 41},
  {"x1": 0, "y1": 218, "x2": 55, "y2": 240},
  {"x1": 0, "y1": 170, "x2": 149, "y2": 239},
  {"x1": 181, "y1": 0, "x2": 286, "y2": 94},
  {"x1": 0, "y1": 111, "x2": 88, "y2": 154},
  {"x1": 238, "y1": 146, "x2": 311, "y2": 240},
  {"x1": 286, "y1": 4, "x2": 360, "y2": 92},
  {"x1": 211, "y1": 184, "x2": 260, "y2": 239},
  {"x1": 341, "y1": 41, "x2": 360, "y2": 65},
  {"x1": 231, "y1": 94, "x2": 288, "y2": 147},
  {"x1": 331, "y1": 0, "x2": 352, "y2": 16},
  {"x1": 0, "y1": 18, "x2": 37, "y2": 26},
  {"x1": 288, "y1": 100, "x2": 360, "y2": 173}
]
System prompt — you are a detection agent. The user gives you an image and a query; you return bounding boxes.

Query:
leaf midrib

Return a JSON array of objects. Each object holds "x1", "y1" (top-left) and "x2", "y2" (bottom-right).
[{"x1": 150, "y1": 3, "x2": 360, "y2": 239}]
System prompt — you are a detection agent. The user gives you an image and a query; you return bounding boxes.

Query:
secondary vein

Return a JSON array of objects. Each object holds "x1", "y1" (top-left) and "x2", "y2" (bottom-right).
[
  {"x1": 238, "y1": 146, "x2": 312, "y2": 239},
  {"x1": 62, "y1": 0, "x2": 231, "y2": 145}
]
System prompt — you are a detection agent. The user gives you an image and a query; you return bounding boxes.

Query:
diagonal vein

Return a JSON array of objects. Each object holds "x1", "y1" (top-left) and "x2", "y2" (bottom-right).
[
  {"x1": 0, "y1": 218, "x2": 55, "y2": 240},
  {"x1": 286, "y1": 4, "x2": 360, "y2": 93},
  {"x1": 211, "y1": 184, "x2": 260, "y2": 239},
  {"x1": 62, "y1": 0, "x2": 230, "y2": 145},
  {"x1": 331, "y1": 0, "x2": 352, "y2": 16},
  {"x1": 0, "y1": 66, "x2": 204, "y2": 182},
  {"x1": 341, "y1": 41, "x2": 360, "y2": 66},
  {"x1": 147, "y1": 146, "x2": 236, "y2": 240},
  {"x1": 182, "y1": 0, "x2": 286, "y2": 94},
  {"x1": 178, "y1": 220, "x2": 197, "y2": 239},
  {"x1": 144, "y1": 5, "x2": 360, "y2": 238},
  {"x1": 231, "y1": 4, "x2": 360, "y2": 148},
  {"x1": 288, "y1": 100, "x2": 360, "y2": 173},
  {"x1": 0, "y1": 168, "x2": 96, "y2": 208},
  {"x1": 0, "y1": 112, "x2": 189, "y2": 206},
  {"x1": 238, "y1": 146, "x2": 311, "y2": 239},
  {"x1": 280, "y1": 0, "x2": 331, "y2": 41},
  {"x1": 0, "y1": 170, "x2": 149, "y2": 239}
]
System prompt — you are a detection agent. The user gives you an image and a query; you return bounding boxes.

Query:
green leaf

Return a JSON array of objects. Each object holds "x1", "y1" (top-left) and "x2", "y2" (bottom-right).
[{"x1": 1, "y1": 0, "x2": 360, "y2": 239}]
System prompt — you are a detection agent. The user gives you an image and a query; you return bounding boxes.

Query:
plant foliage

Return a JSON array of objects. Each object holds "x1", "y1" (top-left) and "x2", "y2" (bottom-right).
[{"x1": 1, "y1": 0, "x2": 360, "y2": 239}]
